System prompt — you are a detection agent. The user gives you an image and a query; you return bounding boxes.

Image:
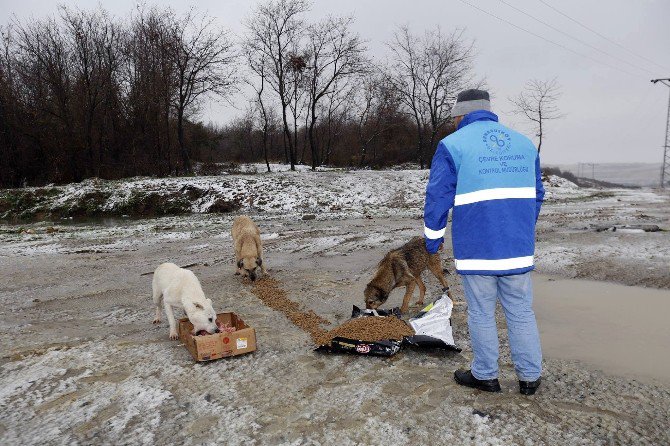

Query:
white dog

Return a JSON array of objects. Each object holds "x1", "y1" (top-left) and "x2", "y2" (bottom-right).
[{"x1": 151, "y1": 263, "x2": 219, "y2": 340}]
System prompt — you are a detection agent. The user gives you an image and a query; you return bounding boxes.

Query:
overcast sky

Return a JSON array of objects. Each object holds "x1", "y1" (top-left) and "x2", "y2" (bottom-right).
[{"x1": 2, "y1": 0, "x2": 669, "y2": 165}]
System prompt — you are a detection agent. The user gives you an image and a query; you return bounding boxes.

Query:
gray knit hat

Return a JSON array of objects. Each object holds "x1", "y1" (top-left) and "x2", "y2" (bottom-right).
[{"x1": 450, "y1": 89, "x2": 491, "y2": 117}]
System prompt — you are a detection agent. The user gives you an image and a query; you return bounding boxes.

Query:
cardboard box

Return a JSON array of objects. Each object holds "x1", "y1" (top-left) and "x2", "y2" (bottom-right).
[{"x1": 178, "y1": 312, "x2": 257, "y2": 362}]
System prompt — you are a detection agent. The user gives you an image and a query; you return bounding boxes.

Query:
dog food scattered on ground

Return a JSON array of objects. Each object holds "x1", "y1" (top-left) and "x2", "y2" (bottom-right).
[
  {"x1": 250, "y1": 275, "x2": 457, "y2": 358},
  {"x1": 314, "y1": 316, "x2": 415, "y2": 346},
  {"x1": 251, "y1": 276, "x2": 329, "y2": 343}
]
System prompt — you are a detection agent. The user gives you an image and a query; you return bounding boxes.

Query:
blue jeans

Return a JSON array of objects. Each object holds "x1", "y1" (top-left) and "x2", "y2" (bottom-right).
[{"x1": 461, "y1": 272, "x2": 542, "y2": 381}]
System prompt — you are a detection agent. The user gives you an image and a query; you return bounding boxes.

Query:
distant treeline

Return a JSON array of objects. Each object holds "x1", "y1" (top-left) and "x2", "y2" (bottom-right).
[{"x1": 0, "y1": 1, "x2": 477, "y2": 187}]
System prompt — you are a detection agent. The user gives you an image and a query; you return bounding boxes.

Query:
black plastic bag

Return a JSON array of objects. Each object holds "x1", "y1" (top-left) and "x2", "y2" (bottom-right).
[
  {"x1": 316, "y1": 337, "x2": 402, "y2": 357},
  {"x1": 315, "y1": 306, "x2": 405, "y2": 357}
]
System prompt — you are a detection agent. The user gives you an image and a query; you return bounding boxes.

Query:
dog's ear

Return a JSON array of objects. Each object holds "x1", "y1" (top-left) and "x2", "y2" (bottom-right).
[
  {"x1": 237, "y1": 259, "x2": 243, "y2": 268},
  {"x1": 256, "y1": 258, "x2": 262, "y2": 266}
]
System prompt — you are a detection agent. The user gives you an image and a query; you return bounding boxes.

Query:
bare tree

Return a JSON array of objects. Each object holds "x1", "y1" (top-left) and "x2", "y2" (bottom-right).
[
  {"x1": 12, "y1": 15, "x2": 79, "y2": 181},
  {"x1": 125, "y1": 5, "x2": 179, "y2": 176},
  {"x1": 245, "y1": 46, "x2": 273, "y2": 172},
  {"x1": 386, "y1": 26, "x2": 475, "y2": 168},
  {"x1": 2, "y1": 3, "x2": 495, "y2": 186},
  {"x1": 169, "y1": 10, "x2": 237, "y2": 174},
  {"x1": 0, "y1": 5, "x2": 244, "y2": 186},
  {"x1": 355, "y1": 72, "x2": 399, "y2": 166},
  {"x1": 245, "y1": 0, "x2": 309, "y2": 171},
  {"x1": 509, "y1": 78, "x2": 563, "y2": 153},
  {"x1": 286, "y1": 51, "x2": 309, "y2": 166},
  {"x1": 262, "y1": 106, "x2": 281, "y2": 169},
  {"x1": 320, "y1": 79, "x2": 353, "y2": 165},
  {"x1": 304, "y1": 15, "x2": 366, "y2": 170},
  {"x1": 0, "y1": 25, "x2": 20, "y2": 185},
  {"x1": 61, "y1": 6, "x2": 121, "y2": 177}
]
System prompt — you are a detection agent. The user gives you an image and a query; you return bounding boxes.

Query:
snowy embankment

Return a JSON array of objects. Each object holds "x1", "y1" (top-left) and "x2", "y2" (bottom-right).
[{"x1": 1, "y1": 167, "x2": 584, "y2": 221}]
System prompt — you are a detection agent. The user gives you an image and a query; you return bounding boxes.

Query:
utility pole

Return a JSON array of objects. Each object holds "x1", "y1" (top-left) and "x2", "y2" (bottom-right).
[
  {"x1": 651, "y1": 78, "x2": 670, "y2": 188},
  {"x1": 577, "y1": 162, "x2": 595, "y2": 181}
]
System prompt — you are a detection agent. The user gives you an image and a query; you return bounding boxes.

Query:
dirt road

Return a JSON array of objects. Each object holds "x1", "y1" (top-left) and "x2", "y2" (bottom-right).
[
  {"x1": 1, "y1": 206, "x2": 669, "y2": 444},
  {"x1": 2, "y1": 170, "x2": 669, "y2": 444}
]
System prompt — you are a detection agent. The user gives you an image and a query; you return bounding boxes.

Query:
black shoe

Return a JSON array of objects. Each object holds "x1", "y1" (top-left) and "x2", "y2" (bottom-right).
[
  {"x1": 454, "y1": 369, "x2": 501, "y2": 392},
  {"x1": 519, "y1": 378, "x2": 541, "y2": 395}
]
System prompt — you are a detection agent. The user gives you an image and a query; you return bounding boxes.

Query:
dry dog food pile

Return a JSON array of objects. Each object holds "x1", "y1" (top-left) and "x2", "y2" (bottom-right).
[
  {"x1": 251, "y1": 277, "x2": 329, "y2": 343},
  {"x1": 313, "y1": 316, "x2": 415, "y2": 346}
]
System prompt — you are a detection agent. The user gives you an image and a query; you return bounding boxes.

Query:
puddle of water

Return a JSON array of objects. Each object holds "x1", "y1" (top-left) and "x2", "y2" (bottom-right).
[{"x1": 533, "y1": 274, "x2": 670, "y2": 385}]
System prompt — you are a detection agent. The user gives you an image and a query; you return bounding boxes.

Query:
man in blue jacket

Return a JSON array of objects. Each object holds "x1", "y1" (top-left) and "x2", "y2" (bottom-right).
[{"x1": 424, "y1": 89, "x2": 544, "y2": 395}]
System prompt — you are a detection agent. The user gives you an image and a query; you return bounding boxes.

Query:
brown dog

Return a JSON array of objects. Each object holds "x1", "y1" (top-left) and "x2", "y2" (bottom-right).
[
  {"x1": 364, "y1": 236, "x2": 450, "y2": 313},
  {"x1": 231, "y1": 215, "x2": 266, "y2": 281}
]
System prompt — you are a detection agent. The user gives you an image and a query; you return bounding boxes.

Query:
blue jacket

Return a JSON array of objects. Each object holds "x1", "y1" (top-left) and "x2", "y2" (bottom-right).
[{"x1": 423, "y1": 110, "x2": 544, "y2": 275}]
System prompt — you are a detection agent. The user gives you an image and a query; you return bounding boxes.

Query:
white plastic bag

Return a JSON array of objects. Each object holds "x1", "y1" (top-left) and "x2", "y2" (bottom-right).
[{"x1": 408, "y1": 292, "x2": 457, "y2": 349}]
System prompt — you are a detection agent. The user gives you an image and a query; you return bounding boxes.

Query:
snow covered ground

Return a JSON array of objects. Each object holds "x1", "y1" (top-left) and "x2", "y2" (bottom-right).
[
  {"x1": 0, "y1": 168, "x2": 606, "y2": 221},
  {"x1": 2, "y1": 168, "x2": 429, "y2": 219},
  {"x1": 1, "y1": 170, "x2": 669, "y2": 444},
  {"x1": 2, "y1": 170, "x2": 668, "y2": 288}
]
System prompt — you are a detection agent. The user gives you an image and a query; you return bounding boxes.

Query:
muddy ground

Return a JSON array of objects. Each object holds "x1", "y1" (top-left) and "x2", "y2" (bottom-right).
[{"x1": 1, "y1": 183, "x2": 669, "y2": 445}]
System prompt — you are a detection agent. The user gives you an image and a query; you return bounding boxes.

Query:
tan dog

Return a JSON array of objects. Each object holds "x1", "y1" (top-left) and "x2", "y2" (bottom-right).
[
  {"x1": 364, "y1": 236, "x2": 451, "y2": 313},
  {"x1": 231, "y1": 215, "x2": 266, "y2": 281}
]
